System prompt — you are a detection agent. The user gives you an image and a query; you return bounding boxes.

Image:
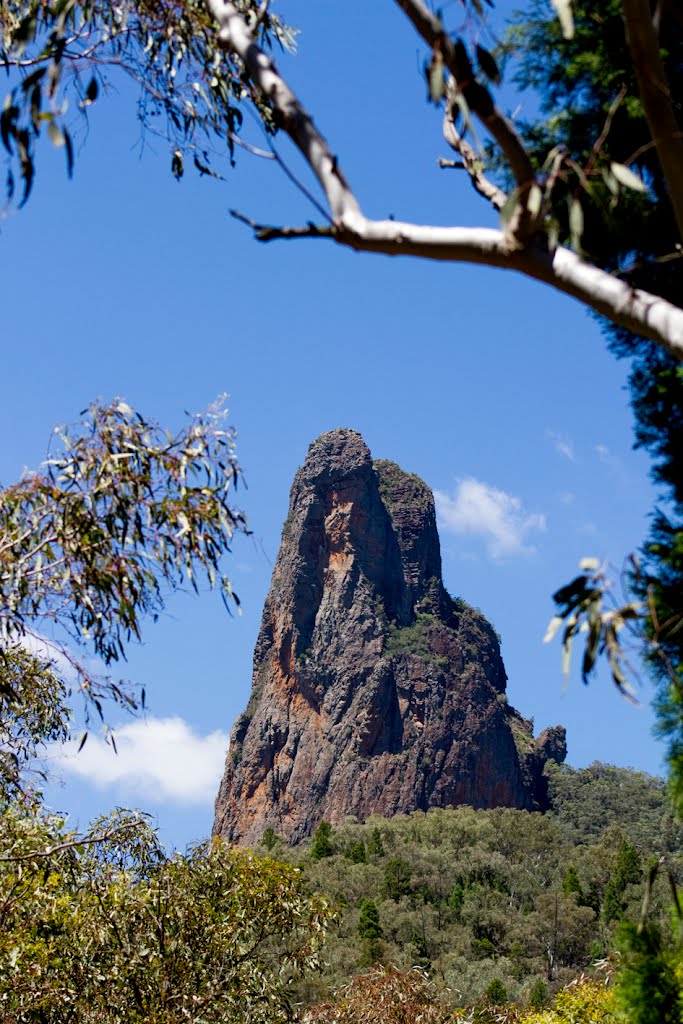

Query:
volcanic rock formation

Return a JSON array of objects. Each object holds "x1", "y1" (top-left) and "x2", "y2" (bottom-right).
[{"x1": 213, "y1": 430, "x2": 565, "y2": 845}]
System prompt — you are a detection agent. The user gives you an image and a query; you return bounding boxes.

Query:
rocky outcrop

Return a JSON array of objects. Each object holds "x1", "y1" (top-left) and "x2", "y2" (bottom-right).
[{"x1": 213, "y1": 430, "x2": 565, "y2": 846}]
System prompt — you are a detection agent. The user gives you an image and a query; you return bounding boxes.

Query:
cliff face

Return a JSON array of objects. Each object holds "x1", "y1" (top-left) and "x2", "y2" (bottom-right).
[{"x1": 213, "y1": 430, "x2": 565, "y2": 846}]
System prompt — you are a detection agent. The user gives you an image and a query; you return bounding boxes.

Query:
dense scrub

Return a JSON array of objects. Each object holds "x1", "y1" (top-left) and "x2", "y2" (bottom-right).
[{"x1": 266, "y1": 763, "x2": 682, "y2": 1011}]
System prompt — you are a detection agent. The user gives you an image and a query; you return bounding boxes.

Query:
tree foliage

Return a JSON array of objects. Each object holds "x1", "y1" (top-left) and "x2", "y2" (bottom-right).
[
  {"x1": 0, "y1": 0, "x2": 294, "y2": 205},
  {"x1": 304, "y1": 966, "x2": 451, "y2": 1024},
  {"x1": 282, "y1": 792, "x2": 682, "y2": 1008},
  {"x1": 545, "y1": 761, "x2": 680, "y2": 851},
  {"x1": 311, "y1": 821, "x2": 334, "y2": 861},
  {"x1": 603, "y1": 842, "x2": 642, "y2": 923},
  {"x1": 0, "y1": 394, "x2": 343, "y2": 1023},
  {"x1": 613, "y1": 920, "x2": 683, "y2": 1024},
  {"x1": 0, "y1": 398, "x2": 248, "y2": 754},
  {"x1": 0, "y1": 803, "x2": 333, "y2": 1023},
  {"x1": 303, "y1": 964, "x2": 619, "y2": 1024},
  {"x1": 0, "y1": 643, "x2": 68, "y2": 799}
]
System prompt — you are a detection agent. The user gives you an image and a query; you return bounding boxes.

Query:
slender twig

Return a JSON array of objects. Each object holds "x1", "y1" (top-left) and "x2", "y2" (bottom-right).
[
  {"x1": 442, "y1": 84, "x2": 507, "y2": 211},
  {"x1": 584, "y1": 85, "x2": 627, "y2": 180},
  {"x1": 229, "y1": 210, "x2": 332, "y2": 241},
  {"x1": 270, "y1": 151, "x2": 332, "y2": 223}
]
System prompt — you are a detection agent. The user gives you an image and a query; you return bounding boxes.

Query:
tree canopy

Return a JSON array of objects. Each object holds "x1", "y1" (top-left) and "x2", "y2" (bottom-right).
[
  {"x1": 0, "y1": 397, "x2": 334, "y2": 1022},
  {"x1": 0, "y1": 804, "x2": 333, "y2": 1023}
]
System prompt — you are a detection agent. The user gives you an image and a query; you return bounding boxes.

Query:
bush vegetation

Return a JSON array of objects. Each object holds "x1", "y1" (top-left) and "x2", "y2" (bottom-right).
[{"x1": 271, "y1": 763, "x2": 683, "y2": 1013}]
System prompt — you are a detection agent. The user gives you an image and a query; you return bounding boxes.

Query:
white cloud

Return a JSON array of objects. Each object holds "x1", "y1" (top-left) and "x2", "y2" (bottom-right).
[
  {"x1": 51, "y1": 716, "x2": 229, "y2": 806},
  {"x1": 434, "y1": 478, "x2": 546, "y2": 559},
  {"x1": 547, "y1": 430, "x2": 576, "y2": 463},
  {"x1": 595, "y1": 442, "x2": 621, "y2": 470}
]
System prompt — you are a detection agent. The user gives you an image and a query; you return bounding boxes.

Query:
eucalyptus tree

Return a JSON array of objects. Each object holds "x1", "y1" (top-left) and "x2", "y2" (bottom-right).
[{"x1": 0, "y1": 398, "x2": 248, "y2": 786}]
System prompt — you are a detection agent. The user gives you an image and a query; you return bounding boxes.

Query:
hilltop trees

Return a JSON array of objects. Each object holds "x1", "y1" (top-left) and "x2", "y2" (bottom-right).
[{"x1": 288, "y1": 799, "x2": 680, "y2": 1006}]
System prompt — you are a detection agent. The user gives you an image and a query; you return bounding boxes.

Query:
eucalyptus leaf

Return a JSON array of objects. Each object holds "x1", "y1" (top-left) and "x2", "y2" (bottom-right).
[
  {"x1": 544, "y1": 615, "x2": 563, "y2": 643},
  {"x1": 569, "y1": 196, "x2": 584, "y2": 251},
  {"x1": 610, "y1": 161, "x2": 647, "y2": 193},
  {"x1": 476, "y1": 44, "x2": 501, "y2": 85},
  {"x1": 427, "y1": 53, "x2": 446, "y2": 104},
  {"x1": 47, "y1": 120, "x2": 65, "y2": 148},
  {"x1": 526, "y1": 183, "x2": 543, "y2": 219}
]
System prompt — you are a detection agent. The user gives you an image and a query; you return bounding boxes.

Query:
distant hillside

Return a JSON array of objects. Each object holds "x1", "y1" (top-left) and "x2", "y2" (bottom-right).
[{"x1": 546, "y1": 761, "x2": 681, "y2": 851}]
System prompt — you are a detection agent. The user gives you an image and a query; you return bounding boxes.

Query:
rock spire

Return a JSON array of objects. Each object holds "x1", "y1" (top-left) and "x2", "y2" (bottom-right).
[{"x1": 213, "y1": 429, "x2": 565, "y2": 845}]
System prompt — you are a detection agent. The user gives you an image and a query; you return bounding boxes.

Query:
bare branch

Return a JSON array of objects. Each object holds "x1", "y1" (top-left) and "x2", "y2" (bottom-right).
[
  {"x1": 622, "y1": 0, "x2": 683, "y2": 241},
  {"x1": 393, "y1": 0, "x2": 536, "y2": 190},
  {"x1": 583, "y1": 85, "x2": 627, "y2": 180},
  {"x1": 237, "y1": 211, "x2": 683, "y2": 358}
]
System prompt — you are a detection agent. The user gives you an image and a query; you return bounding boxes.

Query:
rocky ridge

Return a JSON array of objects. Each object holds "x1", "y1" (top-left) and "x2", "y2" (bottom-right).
[{"x1": 213, "y1": 430, "x2": 565, "y2": 845}]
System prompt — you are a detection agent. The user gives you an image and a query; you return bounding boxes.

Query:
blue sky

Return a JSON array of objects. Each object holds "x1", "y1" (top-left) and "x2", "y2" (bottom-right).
[{"x1": 1, "y1": 1, "x2": 664, "y2": 850}]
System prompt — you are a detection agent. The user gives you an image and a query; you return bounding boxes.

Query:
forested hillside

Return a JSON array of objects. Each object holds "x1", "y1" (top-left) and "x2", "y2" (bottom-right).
[{"x1": 264, "y1": 763, "x2": 681, "y2": 1012}]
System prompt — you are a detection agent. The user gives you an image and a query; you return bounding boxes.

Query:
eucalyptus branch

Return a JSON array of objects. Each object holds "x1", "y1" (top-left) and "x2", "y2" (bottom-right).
[
  {"x1": 235, "y1": 209, "x2": 683, "y2": 357},
  {"x1": 207, "y1": 0, "x2": 683, "y2": 356},
  {"x1": 205, "y1": 0, "x2": 362, "y2": 226},
  {"x1": 229, "y1": 210, "x2": 333, "y2": 241},
  {"x1": 393, "y1": 0, "x2": 536, "y2": 190},
  {"x1": 583, "y1": 85, "x2": 627, "y2": 180}
]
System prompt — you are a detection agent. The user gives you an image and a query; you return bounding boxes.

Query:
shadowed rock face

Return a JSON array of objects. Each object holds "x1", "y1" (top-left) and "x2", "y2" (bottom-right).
[{"x1": 213, "y1": 430, "x2": 565, "y2": 846}]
